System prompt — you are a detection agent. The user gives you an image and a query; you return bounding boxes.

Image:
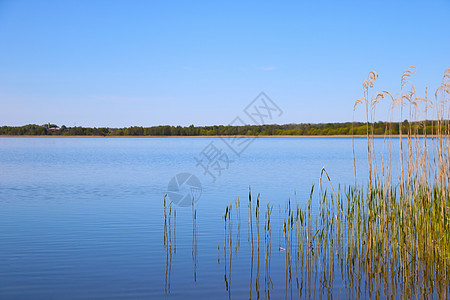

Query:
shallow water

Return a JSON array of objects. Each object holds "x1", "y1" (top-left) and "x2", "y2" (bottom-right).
[{"x1": 0, "y1": 136, "x2": 394, "y2": 298}]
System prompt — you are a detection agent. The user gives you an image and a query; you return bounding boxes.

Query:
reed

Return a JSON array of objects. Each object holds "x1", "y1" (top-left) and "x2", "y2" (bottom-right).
[
  {"x1": 211, "y1": 67, "x2": 449, "y2": 298},
  {"x1": 163, "y1": 194, "x2": 174, "y2": 295},
  {"x1": 223, "y1": 202, "x2": 233, "y2": 298},
  {"x1": 264, "y1": 202, "x2": 273, "y2": 299},
  {"x1": 265, "y1": 68, "x2": 448, "y2": 298},
  {"x1": 345, "y1": 67, "x2": 449, "y2": 298},
  {"x1": 256, "y1": 193, "x2": 261, "y2": 299},
  {"x1": 189, "y1": 196, "x2": 198, "y2": 284}
]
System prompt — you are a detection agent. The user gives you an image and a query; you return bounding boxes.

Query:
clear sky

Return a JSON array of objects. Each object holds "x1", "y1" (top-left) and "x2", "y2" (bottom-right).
[{"x1": 0, "y1": 0, "x2": 449, "y2": 127}]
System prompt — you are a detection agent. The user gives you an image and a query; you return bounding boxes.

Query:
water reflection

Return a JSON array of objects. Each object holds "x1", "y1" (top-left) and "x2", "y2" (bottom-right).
[
  {"x1": 223, "y1": 202, "x2": 233, "y2": 298},
  {"x1": 192, "y1": 197, "x2": 198, "y2": 284},
  {"x1": 167, "y1": 182, "x2": 450, "y2": 298},
  {"x1": 221, "y1": 189, "x2": 273, "y2": 300},
  {"x1": 248, "y1": 190, "x2": 253, "y2": 300},
  {"x1": 164, "y1": 195, "x2": 199, "y2": 295},
  {"x1": 264, "y1": 203, "x2": 273, "y2": 299},
  {"x1": 163, "y1": 195, "x2": 173, "y2": 295},
  {"x1": 255, "y1": 193, "x2": 260, "y2": 300}
]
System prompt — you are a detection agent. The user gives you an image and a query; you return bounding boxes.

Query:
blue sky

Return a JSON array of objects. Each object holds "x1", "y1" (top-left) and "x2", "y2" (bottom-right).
[{"x1": 0, "y1": 0, "x2": 449, "y2": 127}]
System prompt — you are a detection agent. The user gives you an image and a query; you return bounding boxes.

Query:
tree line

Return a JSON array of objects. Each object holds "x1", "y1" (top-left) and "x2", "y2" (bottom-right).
[{"x1": 0, "y1": 121, "x2": 445, "y2": 136}]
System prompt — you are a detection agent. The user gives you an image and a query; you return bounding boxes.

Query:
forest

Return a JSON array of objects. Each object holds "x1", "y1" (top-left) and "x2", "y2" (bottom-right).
[{"x1": 0, "y1": 121, "x2": 444, "y2": 136}]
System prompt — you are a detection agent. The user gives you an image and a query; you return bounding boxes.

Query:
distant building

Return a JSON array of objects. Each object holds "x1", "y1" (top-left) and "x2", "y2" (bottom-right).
[{"x1": 45, "y1": 123, "x2": 60, "y2": 131}]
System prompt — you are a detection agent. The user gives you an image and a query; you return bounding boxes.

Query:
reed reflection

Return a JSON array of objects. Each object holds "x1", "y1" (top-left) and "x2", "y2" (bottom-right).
[
  {"x1": 163, "y1": 195, "x2": 173, "y2": 295},
  {"x1": 192, "y1": 197, "x2": 198, "y2": 284}
]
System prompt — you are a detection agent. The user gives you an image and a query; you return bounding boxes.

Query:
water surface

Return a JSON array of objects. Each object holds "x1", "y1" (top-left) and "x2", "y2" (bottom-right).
[{"x1": 0, "y1": 137, "x2": 382, "y2": 298}]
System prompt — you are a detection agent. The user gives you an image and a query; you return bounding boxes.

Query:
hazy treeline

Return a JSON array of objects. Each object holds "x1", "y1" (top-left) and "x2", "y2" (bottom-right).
[{"x1": 0, "y1": 121, "x2": 446, "y2": 136}]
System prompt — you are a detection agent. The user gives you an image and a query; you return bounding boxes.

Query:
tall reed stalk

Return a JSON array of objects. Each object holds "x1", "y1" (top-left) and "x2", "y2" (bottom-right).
[{"x1": 217, "y1": 67, "x2": 449, "y2": 298}]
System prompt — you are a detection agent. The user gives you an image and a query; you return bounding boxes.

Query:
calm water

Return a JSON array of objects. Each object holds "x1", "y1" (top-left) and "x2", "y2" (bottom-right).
[{"x1": 0, "y1": 137, "x2": 380, "y2": 299}]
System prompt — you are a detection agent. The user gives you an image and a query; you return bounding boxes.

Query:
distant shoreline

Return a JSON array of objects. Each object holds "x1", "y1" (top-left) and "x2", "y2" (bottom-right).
[
  {"x1": 0, "y1": 135, "x2": 443, "y2": 138},
  {"x1": 3, "y1": 121, "x2": 443, "y2": 137}
]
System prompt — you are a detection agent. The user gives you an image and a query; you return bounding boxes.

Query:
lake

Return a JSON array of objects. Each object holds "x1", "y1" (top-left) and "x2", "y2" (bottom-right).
[{"x1": 0, "y1": 137, "x2": 393, "y2": 299}]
